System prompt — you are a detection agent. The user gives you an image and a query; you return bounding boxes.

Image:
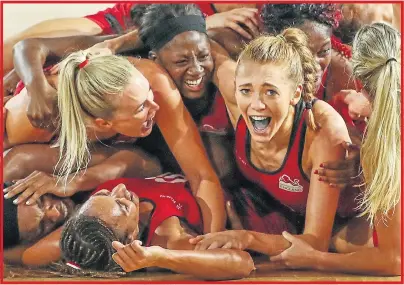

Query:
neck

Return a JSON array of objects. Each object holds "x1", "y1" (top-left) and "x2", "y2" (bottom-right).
[{"x1": 86, "y1": 123, "x2": 118, "y2": 142}]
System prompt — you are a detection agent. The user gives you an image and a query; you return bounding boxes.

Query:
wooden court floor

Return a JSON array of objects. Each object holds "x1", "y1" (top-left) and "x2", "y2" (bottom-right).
[{"x1": 4, "y1": 261, "x2": 401, "y2": 283}]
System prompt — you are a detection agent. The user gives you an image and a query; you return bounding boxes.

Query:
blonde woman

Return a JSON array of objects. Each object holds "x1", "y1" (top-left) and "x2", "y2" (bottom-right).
[
  {"x1": 4, "y1": 50, "x2": 225, "y2": 234},
  {"x1": 264, "y1": 23, "x2": 401, "y2": 276},
  {"x1": 189, "y1": 28, "x2": 359, "y2": 257}
]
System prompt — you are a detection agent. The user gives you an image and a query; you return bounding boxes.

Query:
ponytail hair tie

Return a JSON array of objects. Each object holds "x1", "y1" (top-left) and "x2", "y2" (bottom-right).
[
  {"x1": 305, "y1": 98, "x2": 318, "y2": 110},
  {"x1": 78, "y1": 59, "x2": 89, "y2": 69},
  {"x1": 385, "y1": 57, "x2": 397, "y2": 65},
  {"x1": 66, "y1": 261, "x2": 81, "y2": 270}
]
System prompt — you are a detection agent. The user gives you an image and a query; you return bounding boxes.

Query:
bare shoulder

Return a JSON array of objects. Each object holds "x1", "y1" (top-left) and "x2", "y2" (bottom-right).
[
  {"x1": 311, "y1": 100, "x2": 351, "y2": 147},
  {"x1": 126, "y1": 57, "x2": 175, "y2": 91}
]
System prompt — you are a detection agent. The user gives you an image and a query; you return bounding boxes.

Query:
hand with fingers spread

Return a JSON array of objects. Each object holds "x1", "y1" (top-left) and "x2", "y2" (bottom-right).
[
  {"x1": 270, "y1": 231, "x2": 316, "y2": 270},
  {"x1": 315, "y1": 128, "x2": 362, "y2": 189},
  {"x1": 26, "y1": 79, "x2": 58, "y2": 130},
  {"x1": 189, "y1": 230, "x2": 252, "y2": 251},
  {"x1": 3, "y1": 171, "x2": 77, "y2": 205},
  {"x1": 206, "y1": 8, "x2": 260, "y2": 40},
  {"x1": 112, "y1": 240, "x2": 164, "y2": 272}
]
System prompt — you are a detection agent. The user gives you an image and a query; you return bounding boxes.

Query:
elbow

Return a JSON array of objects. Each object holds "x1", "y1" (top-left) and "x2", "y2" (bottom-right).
[
  {"x1": 13, "y1": 38, "x2": 34, "y2": 55},
  {"x1": 231, "y1": 251, "x2": 255, "y2": 279},
  {"x1": 386, "y1": 254, "x2": 401, "y2": 276}
]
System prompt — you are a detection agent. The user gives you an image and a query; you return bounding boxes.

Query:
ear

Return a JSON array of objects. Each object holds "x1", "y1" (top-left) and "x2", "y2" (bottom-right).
[
  {"x1": 148, "y1": 51, "x2": 158, "y2": 62},
  {"x1": 290, "y1": 84, "x2": 303, "y2": 106},
  {"x1": 93, "y1": 118, "x2": 113, "y2": 131}
]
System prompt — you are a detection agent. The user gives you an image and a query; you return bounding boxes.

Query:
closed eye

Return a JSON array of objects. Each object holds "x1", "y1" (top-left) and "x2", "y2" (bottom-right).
[{"x1": 116, "y1": 199, "x2": 129, "y2": 213}]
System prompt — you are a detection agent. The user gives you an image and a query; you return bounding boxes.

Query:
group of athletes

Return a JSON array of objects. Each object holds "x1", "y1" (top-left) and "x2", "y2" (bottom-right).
[{"x1": 2, "y1": 3, "x2": 401, "y2": 280}]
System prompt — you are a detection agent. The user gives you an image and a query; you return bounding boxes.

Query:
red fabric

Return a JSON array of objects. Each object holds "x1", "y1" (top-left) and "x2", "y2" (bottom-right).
[
  {"x1": 199, "y1": 91, "x2": 232, "y2": 134},
  {"x1": 235, "y1": 110, "x2": 311, "y2": 214},
  {"x1": 197, "y1": 3, "x2": 216, "y2": 17},
  {"x1": 85, "y1": 3, "x2": 218, "y2": 35},
  {"x1": 85, "y1": 3, "x2": 135, "y2": 35},
  {"x1": 234, "y1": 109, "x2": 358, "y2": 217},
  {"x1": 93, "y1": 174, "x2": 203, "y2": 246},
  {"x1": 373, "y1": 229, "x2": 378, "y2": 247}
]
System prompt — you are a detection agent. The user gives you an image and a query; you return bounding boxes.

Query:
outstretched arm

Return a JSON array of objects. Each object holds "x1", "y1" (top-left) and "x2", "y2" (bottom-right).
[
  {"x1": 271, "y1": 204, "x2": 401, "y2": 276},
  {"x1": 137, "y1": 59, "x2": 226, "y2": 233},
  {"x1": 4, "y1": 145, "x2": 162, "y2": 205},
  {"x1": 112, "y1": 217, "x2": 254, "y2": 280}
]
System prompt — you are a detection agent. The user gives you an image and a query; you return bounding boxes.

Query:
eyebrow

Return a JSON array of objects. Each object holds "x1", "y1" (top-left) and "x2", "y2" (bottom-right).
[{"x1": 135, "y1": 86, "x2": 151, "y2": 111}]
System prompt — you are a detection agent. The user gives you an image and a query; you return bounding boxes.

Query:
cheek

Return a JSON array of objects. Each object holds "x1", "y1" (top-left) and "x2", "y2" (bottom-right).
[{"x1": 165, "y1": 66, "x2": 184, "y2": 85}]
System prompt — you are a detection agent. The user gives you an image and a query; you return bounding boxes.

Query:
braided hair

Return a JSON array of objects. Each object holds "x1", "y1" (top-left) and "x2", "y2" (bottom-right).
[
  {"x1": 260, "y1": 4, "x2": 341, "y2": 35},
  {"x1": 60, "y1": 215, "x2": 122, "y2": 271}
]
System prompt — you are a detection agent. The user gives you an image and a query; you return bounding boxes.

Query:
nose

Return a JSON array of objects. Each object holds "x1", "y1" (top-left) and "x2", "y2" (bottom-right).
[
  {"x1": 146, "y1": 91, "x2": 160, "y2": 112},
  {"x1": 45, "y1": 205, "x2": 61, "y2": 223},
  {"x1": 251, "y1": 93, "x2": 266, "y2": 111},
  {"x1": 187, "y1": 57, "x2": 204, "y2": 76},
  {"x1": 111, "y1": 183, "x2": 129, "y2": 198}
]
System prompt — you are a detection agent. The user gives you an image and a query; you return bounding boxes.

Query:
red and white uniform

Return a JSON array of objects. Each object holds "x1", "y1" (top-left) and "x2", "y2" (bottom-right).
[
  {"x1": 93, "y1": 173, "x2": 203, "y2": 246},
  {"x1": 234, "y1": 102, "x2": 359, "y2": 218}
]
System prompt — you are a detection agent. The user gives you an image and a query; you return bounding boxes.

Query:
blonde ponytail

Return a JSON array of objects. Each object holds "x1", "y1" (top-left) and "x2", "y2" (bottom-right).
[
  {"x1": 352, "y1": 23, "x2": 401, "y2": 225},
  {"x1": 237, "y1": 28, "x2": 319, "y2": 130},
  {"x1": 56, "y1": 51, "x2": 138, "y2": 186}
]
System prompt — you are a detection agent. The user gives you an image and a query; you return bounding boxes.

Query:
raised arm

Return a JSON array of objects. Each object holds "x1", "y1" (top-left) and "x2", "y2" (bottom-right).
[
  {"x1": 210, "y1": 40, "x2": 240, "y2": 128},
  {"x1": 136, "y1": 59, "x2": 226, "y2": 233},
  {"x1": 3, "y1": 17, "x2": 103, "y2": 74},
  {"x1": 12, "y1": 35, "x2": 113, "y2": 128}
]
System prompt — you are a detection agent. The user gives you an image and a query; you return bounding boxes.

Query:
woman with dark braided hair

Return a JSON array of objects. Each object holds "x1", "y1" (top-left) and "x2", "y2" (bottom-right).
[
  {"x1": 189, "y1": 28, "x2": 358, "y2": 258},
  {"x1": 58, "y1": 175, "x2": 254, "y2": 279},
  {"x1": 260, "y1": 4, "x2": 355, "y2": 103}
]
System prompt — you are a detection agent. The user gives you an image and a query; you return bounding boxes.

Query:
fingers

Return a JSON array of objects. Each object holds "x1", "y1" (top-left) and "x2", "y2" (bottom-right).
[
  {"x1": 269, "y1": 252, "x2": 283, "y2": 262},
  {"x1": 189, "y1": 235, "x2": 204, "y2": 244},
  {"x1": 48, "y1": 64, "x2": 60, "y2": 75},
  {"x1": 18, "y1": 187, "x2": 45, "y2": 205},
  {"x1": 112, "y1": 241, "x2": 125, "y2": 250},
  {"x1": 281, "y1": 231, "x2": 296, "y2": 243},
  {"x1": 226, "y1": 21, "x2": 253, "y2": 39},
  {"x1": 207, "y1": 241, "x2": 221, "y2": 250},
  {"x1": 112, "y1": 253, "x2": 130, "y2": 272}
]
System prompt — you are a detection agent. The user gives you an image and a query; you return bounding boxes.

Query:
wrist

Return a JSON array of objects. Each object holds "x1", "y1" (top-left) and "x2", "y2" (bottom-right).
[
  {"x1": 242, "y1": 230, "x2": 254, "y2": 248},
  {"x1": 149, "y1": 246, "x2": 168, "y2": 267},
  {"x1": 311, "y1": 249, "x2": 325, "y2": 271},
  {"x1": 25, "y1": 75, "x2": 48, "y2": 94}
]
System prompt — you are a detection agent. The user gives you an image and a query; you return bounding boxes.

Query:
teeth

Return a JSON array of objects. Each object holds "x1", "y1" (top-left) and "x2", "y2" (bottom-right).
[
  {"x1": 186, "y1": 77, "x2": 203, "y2": 86},
  {"x1": 251, "y1": 116, "x2": 268, "y2": 121}
]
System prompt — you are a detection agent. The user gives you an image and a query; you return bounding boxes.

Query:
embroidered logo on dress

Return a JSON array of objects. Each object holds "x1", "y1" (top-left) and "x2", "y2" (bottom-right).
[
  {"x1": 159, "y1": 194, "x2": 183, "y2": 210},
  {"x1": 279, "y1": 174, "x2": 303, "y2": 192}
]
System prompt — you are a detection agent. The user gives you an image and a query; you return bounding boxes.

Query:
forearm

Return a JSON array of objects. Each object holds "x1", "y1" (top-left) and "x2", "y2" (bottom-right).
[
  {"x1": 156, "y1": 248, "x2": 254, "y2": 280},
  {"x1": 108, "y1": 29, "x2": 144, "y2": 54},
  {"x1": 194, "y1": 179, "x2": 226, "y2": 233},
  {"x1": 312, "y1": 247, "x2": 401, "y2": 276},
  {"x1": 246, "y1": 231, "x2": 291, "y2": 256},
  {"x1": 69, "y1": 148, "x2": 162, "y2": 193}
]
